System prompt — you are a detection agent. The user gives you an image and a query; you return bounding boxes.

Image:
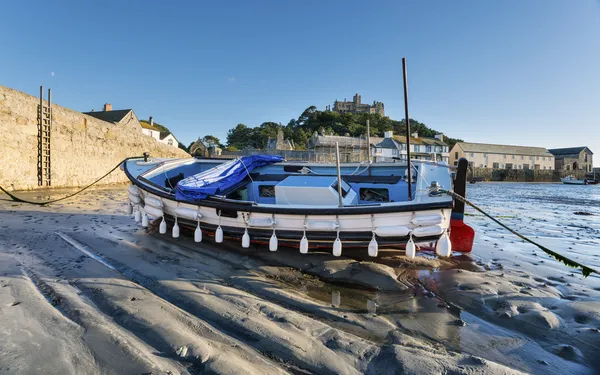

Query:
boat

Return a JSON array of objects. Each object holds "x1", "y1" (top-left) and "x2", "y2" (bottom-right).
[
  {"x1": 561, "y1": 175, "x2": 590, "y2": 185},
  {"x1": 122, "y1": 155, "x2": 475, "y2": 258}
]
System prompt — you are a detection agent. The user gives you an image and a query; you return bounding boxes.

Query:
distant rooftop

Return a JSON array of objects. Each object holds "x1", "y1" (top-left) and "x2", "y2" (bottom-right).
[
  {"x1": 457, "y1": 142, "x2": 553, "y2": 157},
  {"x1": 548, "y1": 147, "x2": 593, "y2": 156},
  {"x1": 140, "y1": 120, "x2": 160, "y2": 131},
  {"x1": 83, "y1": 109, "x2": 132, "y2": 123}
]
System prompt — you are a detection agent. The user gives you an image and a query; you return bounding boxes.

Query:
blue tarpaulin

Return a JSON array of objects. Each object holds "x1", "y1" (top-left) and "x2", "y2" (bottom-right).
[{"x1": 175, "y1": 155, "x2": 284, "y2": 201}]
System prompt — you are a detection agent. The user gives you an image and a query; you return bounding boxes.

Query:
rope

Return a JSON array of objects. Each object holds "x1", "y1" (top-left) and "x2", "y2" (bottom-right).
[
  {"x1": 443, "y1": 189, "x2": 599, "y2": 278},
  {"x1": 0, "y1": 156, "x2": 143, "y2": 206}
]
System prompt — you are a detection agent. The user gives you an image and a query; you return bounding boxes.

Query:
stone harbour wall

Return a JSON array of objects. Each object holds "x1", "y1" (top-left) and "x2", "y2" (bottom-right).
[
  {"x1": 470, "y1": 167, "x2": 585, "y2": 182},
  {"x1": 0, "y1": 85, "x2": 189, "y2": 191}
]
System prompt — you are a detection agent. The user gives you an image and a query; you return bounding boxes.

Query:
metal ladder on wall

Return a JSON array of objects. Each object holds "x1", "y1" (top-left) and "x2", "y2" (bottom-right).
[{"x1": 37, "y1": 87, "x2": 52, "y2": 186}]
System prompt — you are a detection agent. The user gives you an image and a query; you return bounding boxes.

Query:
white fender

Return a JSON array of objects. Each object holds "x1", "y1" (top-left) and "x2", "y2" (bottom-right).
[
  {"x1": 141, "y1": 213, "x2": 149, "y2": 228},
  {"x1": 368, "y1": 237, "x2": 378, "y2": 257},
  {"x1": 143, "y1": 205, "x2": 164, "y2": 219},
  {"x1": 405, "y1": 236, "x2": 416, "y2": 259},
  {"x1": 299, "y1": 235, "x2": 309, "y2": 254},
  {"x1": 269, "y1": 232, "x2": 278, "y2": 251},
  {"x1": 172, "y1": 219, "x2": 180, "y2": 238},
  {"x1": 242, "y1": 229, "x2": 250, "y2": 248},
  {"x1": 128, "y1": 185, "x2": 141, "y2": 196},
  {"x1": 412, "y1": 225, "x2": 445, "y2": 237},
  {"x1": 128, "y1": 193, "x2": 141, "y2": 205},
  {"x1": 374, "y1": 225, "x2": 411, "y2": 237},
  {"x1": 175, "y1": 207, "x2": 202, "y2": 221},
  {"x1": 159, "y1": 217, "x2": 167, "y2": 234},
  {"x1": 435, "y1": 231, "x2": 452, "y2": 257},
  {"x1": 215, "y1": 226, "x2": 224, "y2": 243},
  {"x1": 306, "y1": 220, "x2": 340, "y2": 231},
  {"x1": 411, "y1": 214, "x2": 443, "y2": 226},
  {"x1": 194, "y1": 221, "x2": 202, "y2": 243},
  {"x1": 247, "y1": 217, "x2": 275, "y2": 227},
  {"x1": 333, "y1": 238, "x2": 342, "y2": 257},
  {"x1": 134, "y1": 209, "x2": 141, "y2": 222},
  {"x1": 144, "y1": 196, "x2": 163, "y2": 209}
]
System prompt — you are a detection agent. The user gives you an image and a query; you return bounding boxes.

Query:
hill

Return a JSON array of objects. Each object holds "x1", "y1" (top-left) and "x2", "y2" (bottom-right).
[{"x1": 225, "y1": 106, "x2": 463, "y2": 150}]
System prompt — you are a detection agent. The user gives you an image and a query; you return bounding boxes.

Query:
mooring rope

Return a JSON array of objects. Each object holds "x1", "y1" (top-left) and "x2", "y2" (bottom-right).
[
  {"x1": 442, "y1": 189, "x2": 599, "y2": 277},
  {"x1": 0, "y1": 156, "x2": 143, "y2": 206}
]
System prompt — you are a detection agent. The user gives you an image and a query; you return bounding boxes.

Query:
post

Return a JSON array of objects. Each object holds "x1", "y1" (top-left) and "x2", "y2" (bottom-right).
[
  {"x1": 366, "y1": 119, "x2": 370, "y2": 162},
  {"x1": 402, "y1": 57, "x2": 413, "y2": 200},
  {"x1": 335, "y1": 142, "x2": 343, "y2": 207}
]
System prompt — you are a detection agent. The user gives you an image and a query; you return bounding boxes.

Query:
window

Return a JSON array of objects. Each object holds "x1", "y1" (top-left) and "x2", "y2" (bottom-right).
[
  {"x1": 503, "y1": 154, "x2": 507, "y2": 159},
  {"x1": 484, "y1": 153, "x2": 488, "y2": 158},
  {"x1": 332, "y1": 182, "x2": 349, "y2": 198},
  {"x1": 360, "y1": 188, "x2": 389, "y2": 202},
  {"x1": 480, "y1": 164, "x2": 484, "y2": 168},
  {"x1": 585, "y1": 154, "x2": 588, "y2": 162},
  {"x1": 454, "y1": 161, "x2": 458, "y2": 166},
  {"x1": 536, "y1": 156, "x2": 539, "y2": 161},
  {"x1": 523, "y1": 164, "x2": 530, "y2": 170},
  {"x1": 470, "y1": 153, "x2": 474, "y2": 157},
  {"x1": 259, "y1": 185, "x2": 275, "y2": 197},
  {"x1": 493, "y1": 162, "x2": 499, "y2": 169},
  {"x1": 506, "y1": 163, "x2": 513, "y2": 169},
  {"x1": 392, "y1": 148, "x2": 399, "y2": 156},
  {"x1": 455, "y1": 152, "x2": 458, "y2": 159},
  {"x1": 168, "y1": 139, "x2": 174, "y2": 146},
  {"x1": 512, "y1": 155, "x2": 515, "y2": 159},
  {"x1": 566, "y1": 165, "x2": 571, "y2": 171},
  {"x1": 521, "y1": 155, "x2": 524, "y2": 160},
  {"x1": 501, "y1": 163, "x2": 505, "y2": 168}
]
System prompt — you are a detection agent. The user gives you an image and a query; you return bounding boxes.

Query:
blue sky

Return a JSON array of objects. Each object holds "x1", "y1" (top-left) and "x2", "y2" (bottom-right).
[{"x1": 1, "y1": 1, "x2": 599, "y2": 165}]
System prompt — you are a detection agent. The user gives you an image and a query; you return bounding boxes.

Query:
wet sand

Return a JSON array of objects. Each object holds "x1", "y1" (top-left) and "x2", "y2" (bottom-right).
[{"x1": 0, "y1": 183, "x2": 598, "y2": 374}]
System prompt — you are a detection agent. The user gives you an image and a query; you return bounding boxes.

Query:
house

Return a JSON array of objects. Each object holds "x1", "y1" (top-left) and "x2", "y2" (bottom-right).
[
  {"x1": 159, "y1": 131, "x2": 179, "y2": 148},
  {"x1": 548, "y1": 147, "x2": 594, "y2": 173},
  {"x1": 307, "y1": 130, "x2": 449, "y2": 163},
  {"x1": 371, "y1": 131, "x2": 449, "y2": 163},
  {"x1": 450, "y1": 142, "x2": 554, "y2": 170},
  {"x1": 83, "y1": 103, "x2": 141, "y2": 128},
  {"x1": 140, "y1": 117, "x2": 161, "y2": 141}
]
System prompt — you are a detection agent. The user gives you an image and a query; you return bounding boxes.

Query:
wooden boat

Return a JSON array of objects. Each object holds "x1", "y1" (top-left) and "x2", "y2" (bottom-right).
[{"x1": 122, "y1": 155, "x2": 475, "y2": 258}]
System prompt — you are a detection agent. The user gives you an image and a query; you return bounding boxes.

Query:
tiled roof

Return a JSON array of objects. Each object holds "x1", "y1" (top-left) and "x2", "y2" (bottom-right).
[
  {"x1": 457, "y1": 142, "x2": 553, "y2": 157},
  {"x1": 374, "y1": 138, "x2": 400, "y2": 149},
  {"x1": 83, "y1": 109, "x2": 132, "y2": 123},
  {"x1": 548, "y1": 147, "x2": 592, "y2": 156}
]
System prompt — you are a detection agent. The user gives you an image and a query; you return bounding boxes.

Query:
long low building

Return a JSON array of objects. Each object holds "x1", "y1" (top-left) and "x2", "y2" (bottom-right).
[{"x1": 450, "y1": 142, "x2": 555, "y2": 170}]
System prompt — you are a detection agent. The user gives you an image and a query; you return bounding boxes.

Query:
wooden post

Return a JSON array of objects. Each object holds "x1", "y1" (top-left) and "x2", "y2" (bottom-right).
[
  {"x1": 335, "y1": 142, "x2": 343, "y2": 207},
  {"x1": 402, "y1": 57, "x2": 413, "y2": 200}
]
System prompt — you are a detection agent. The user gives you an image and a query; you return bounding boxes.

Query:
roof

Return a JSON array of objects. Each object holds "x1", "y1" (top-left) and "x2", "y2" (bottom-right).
[
  {"x1": 548, "y1": 147, "x2": 593, "y2": 156},
  {"x1": 374, "y1": 138, "x2": 400, "y2": 149},
  {"x1": 160, "y1": 131, "x2": 178, "y2": 142},
  {"x1": 456, "y1": 142, "x2": 553, "y2": 157},
  {"x1": 83, "y1": 109, "x2": 133, "y2": 123},
  {"x1": 140, "y1": 121, "x2": 160, "y2": 131},
  {"x1": 310, "y1": 134, "x2": 447, "y2": 149}
]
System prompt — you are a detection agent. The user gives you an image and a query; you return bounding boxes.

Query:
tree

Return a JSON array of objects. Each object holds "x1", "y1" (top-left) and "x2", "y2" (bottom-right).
[
  {"x1": 202, "y1": 135, "x2": 221, "y2": 148},
  {"x1": 226, "y1": 123, "x2": 254, "y2": 149}
]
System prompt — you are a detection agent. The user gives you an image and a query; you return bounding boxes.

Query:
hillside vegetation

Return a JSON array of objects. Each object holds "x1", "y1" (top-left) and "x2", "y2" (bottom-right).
[{"x1": 225, "y1": 106, "x2": 462, "y2": 151}]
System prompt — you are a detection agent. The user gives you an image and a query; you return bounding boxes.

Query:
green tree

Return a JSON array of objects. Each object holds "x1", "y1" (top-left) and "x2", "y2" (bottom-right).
[
  {"x1": 202, "y1": 135, "x2": 221, "y2": 148},
  {"x1": 226, "y1": 123, "x2": 254, "y2": 149}
]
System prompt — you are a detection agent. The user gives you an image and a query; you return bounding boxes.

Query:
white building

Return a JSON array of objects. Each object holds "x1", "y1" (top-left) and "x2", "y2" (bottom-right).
[{"x1": 371, "y1": 131, "x2": 450, "y2": 163}]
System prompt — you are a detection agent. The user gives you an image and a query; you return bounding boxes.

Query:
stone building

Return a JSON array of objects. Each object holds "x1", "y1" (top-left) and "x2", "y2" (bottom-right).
[
  {"x1": 450, "y1": 142, "x2": 555, "y2": 170},
  {"x1": 83, "y1": 104, "x2": 141, "y2": 128},
  {"x1": 266, "y1": 129, "x2": 294, "y2": 151},
  {"x1": 329, "y1": 93, "x2": 385, "y2": 116},
  {"x1": 548, "y1": 147, "x2": 594, "y2": 173}
]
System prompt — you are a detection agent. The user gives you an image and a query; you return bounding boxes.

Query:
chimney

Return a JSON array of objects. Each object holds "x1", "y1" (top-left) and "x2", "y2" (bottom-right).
[
  {"x1": 149, "y1": 116, "x2": 154, "y2": 126},
  {"x1": 103, "y1": 103, "x2": 112, "y2": 111},
  {"x1": 411, "y1": 132, "x2": 418, "y2": 138},
  {"x1": 384, "y1": 130, "x2": 393, "y2": 138},
  {"x1": 91, "y1": 109, "x2": 94, "y2": 112},
  {"x1": 434, "y1": 133, "x2": 444, "y2": 141}
]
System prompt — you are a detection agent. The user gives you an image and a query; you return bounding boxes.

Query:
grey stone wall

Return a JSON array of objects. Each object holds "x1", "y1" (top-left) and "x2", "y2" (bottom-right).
[
  {"x1": 0, "y1": 85, "x2": 189, "y2": 191},
  {"x1": 470, "y1": 167, "x2": 585, "y2": 182}
]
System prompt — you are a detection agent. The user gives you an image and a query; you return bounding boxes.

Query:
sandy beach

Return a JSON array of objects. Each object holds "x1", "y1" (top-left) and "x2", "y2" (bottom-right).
[{"x1": 0, "y1": 182, "x2": 599, "y2": 374}]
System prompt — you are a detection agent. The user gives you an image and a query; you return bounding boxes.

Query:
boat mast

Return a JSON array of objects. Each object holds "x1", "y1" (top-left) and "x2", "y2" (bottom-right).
[
  {"x1": 402, "y1": 57, "x2": 413, "y2": 200},
  {"x1": 335, "y1": 142, "x2": 343, "y2": 207}
]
